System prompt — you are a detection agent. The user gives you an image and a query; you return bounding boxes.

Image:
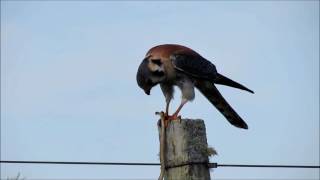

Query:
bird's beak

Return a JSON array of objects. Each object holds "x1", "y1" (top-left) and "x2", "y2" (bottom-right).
[{"x1": 144, "y1": 89, "x2": 150, "y2": 95}]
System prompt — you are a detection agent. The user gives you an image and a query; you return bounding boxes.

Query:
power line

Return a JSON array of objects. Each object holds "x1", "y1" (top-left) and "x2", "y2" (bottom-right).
[
  {"x1": 1, "y1": 160, "x2": 319, "y2": 169},
  {"x1": 217, "y1": 164, "x2": 320, "y2": 169},
  {"x1": 0, "y1": 160, "x2": 159, "y2": 166}
]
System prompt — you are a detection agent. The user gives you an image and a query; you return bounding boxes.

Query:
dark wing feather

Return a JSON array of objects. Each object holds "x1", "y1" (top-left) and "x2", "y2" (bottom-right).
[
  {"x1": 171, "y1": 51, "x2": 254, "y2": 94},
  {"x1": 215, "y1": 73, "x2": 254, "y2": 93},
  {"x1": 195, "y1": 79, "x2": 249, "y2": 129},
  {"x1": 171, "y1": 53, "x2": 218, "y2": 80}
]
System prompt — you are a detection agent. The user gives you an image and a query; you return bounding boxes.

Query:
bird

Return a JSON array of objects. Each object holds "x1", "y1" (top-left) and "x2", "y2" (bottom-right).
[{"x1": 136, "y1": 44, "x2": 254, "y2": 129}]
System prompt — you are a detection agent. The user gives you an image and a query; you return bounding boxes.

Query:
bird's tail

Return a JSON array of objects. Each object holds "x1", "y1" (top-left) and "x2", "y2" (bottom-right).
[
  {"x1": 195, "y1": 80, "x2": 249, "y2": 129},
  {"x1": 214, "y1": 73, "x2": 254, "y2": 94}
]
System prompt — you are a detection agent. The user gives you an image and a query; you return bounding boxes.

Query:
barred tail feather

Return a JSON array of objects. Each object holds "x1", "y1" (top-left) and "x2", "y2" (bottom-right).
[{"x1": 196, "y1": 80, "x2": 249, "y2": 129}]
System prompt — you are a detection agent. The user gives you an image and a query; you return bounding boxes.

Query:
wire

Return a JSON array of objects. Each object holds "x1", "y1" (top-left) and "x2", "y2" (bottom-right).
[
  {"x1": 1, "y1": 160, "x2": 319, "y2": 169},
  {"x1": 217, "y1": 164, "x2": 320, "y2": 169},
  {"x1": 0, "y1": 160, "x2": 159, "y2": 166}
]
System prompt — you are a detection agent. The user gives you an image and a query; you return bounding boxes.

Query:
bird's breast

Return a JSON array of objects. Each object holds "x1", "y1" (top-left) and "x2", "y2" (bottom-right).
[{"x1": 176, "y1": 74, "x2": 195, "y2": 101}]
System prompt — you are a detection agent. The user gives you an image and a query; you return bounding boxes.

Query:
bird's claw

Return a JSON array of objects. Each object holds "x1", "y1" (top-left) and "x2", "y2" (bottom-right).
[
  {"x1": 156, "y1": 111, "x2": 182, "y2": 128},
  {"x1": 164, "y1": 114, "x2": 182, "y2": 127}
]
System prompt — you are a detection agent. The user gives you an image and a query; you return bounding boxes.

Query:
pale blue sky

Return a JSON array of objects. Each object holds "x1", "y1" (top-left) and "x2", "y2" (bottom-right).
[{"x1": 1, "y1": 1, "x2": 319, "y2": 179}]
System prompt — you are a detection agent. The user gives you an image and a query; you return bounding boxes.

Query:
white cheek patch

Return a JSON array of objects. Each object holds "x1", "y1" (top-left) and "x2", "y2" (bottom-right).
[
  {"x1": 148, "y1": 63, "x2": 164, "y2": 72},
  {"x1": 155, "y1": 65, "x2": 164, "y2": 71}
]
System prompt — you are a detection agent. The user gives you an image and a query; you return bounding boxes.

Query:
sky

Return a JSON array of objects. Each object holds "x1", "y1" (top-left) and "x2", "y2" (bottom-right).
[{"x1": 1, "y1": 1, "x2": 319, "y2": 180}]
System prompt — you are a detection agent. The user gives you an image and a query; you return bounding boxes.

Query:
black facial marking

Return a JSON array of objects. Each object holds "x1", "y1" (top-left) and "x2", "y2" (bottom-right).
[
  {"x1": 152, "y1": 70, "x2": 165, "y2": 77},
  {"x1": 151, "y1": 59, "x2": 162, "y2": 66}
]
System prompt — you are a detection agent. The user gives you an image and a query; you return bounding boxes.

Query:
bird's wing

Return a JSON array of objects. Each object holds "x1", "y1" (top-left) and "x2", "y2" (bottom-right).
[
  {"x1": 171, "y1": 52, "x2": 254, "y2": 94},
  {"x1": 171, "y1": 52, "x2": 218, "y2": 80},
  {"x1": 195, "y1": 79, "x2": 249, "y2": 129}
]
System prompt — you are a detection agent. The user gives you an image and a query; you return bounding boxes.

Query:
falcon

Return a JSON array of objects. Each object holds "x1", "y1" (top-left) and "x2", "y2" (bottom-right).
[{"x1": 136, "y1": 44, "x2": 254, "y2": 129}]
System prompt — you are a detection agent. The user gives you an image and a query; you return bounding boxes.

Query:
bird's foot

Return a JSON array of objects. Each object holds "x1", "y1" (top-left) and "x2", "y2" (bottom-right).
[
  {"x1": 164, "y1": 114, "x2": 182, "y2": 127},
  {"x1": 165, "y1": 114, "x2": 181, "y2": 121},
  {"x1": 156, "y1": 112, "x2": 182, "y2": 128}
]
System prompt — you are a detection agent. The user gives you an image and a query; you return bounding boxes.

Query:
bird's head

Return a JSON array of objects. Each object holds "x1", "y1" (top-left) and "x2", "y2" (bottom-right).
[{"x1": 136, "y1": 55, "x2": 165, "y2": 95}]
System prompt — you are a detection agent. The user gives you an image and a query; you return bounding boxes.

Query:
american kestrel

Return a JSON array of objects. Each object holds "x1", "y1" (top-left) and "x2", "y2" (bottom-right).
[{"x1": 136, "y1": 44, "x2": 254, "y2": 129}]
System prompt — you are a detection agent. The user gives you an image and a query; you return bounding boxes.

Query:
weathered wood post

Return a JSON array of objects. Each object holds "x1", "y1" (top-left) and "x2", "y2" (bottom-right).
[{"x1": 158, "y1": 118, "x2": 211, "y2": 180}]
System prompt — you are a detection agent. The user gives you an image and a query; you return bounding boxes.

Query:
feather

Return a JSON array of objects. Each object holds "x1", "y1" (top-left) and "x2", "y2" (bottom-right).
[
  {"x1": 214, "y1": 73, "x2": 254, "y2": 94},
  {"x1": 171, "y1": 53, "x2": 218, "y2": 80},
  {"x1": 195, "y1": 79, "x2": 249, "y2": 129}
]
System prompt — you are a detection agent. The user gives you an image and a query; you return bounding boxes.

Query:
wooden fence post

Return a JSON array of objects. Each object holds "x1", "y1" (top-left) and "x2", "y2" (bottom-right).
[{"x1": 158, "y1": 118, "x2": 211, "y2": 180}]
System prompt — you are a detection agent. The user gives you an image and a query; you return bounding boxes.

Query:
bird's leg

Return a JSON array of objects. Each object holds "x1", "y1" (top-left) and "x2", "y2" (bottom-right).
[
  {"x1": 164, "y1": 100, "x2": 171, "y2": 127},
  {"x1": 165, "y1": 101, "x2": 170, "y2": 117},
  {"x1": 167, "y1": 99, "x2": 187, "y2": 122},
  {"x1": 160, "y1": 84, "x2": 174, "y2": 126}
]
